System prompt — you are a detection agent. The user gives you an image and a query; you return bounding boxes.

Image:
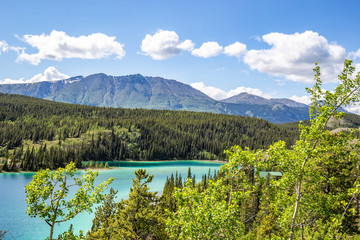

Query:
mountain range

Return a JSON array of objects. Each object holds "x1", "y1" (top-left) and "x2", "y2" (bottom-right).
[{"x1": 0, "y1": 73, "x2": 310, "y2": 123}]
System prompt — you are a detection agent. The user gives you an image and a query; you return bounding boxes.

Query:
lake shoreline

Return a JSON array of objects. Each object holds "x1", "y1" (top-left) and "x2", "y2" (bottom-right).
[
  {"x1": 0, "y1": 159, "x2": 227, "y2": 174},
  {"x1": 0, "y1": 160, "x2": 223, "y2": 239}
]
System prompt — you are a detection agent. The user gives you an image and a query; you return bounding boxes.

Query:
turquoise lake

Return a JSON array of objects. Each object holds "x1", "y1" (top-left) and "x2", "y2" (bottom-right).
[{"x1": 0, "y1": 160, "x2": 224, "y2": 240}]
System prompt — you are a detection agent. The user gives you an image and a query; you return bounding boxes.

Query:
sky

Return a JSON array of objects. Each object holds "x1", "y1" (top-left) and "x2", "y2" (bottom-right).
[{"x1": 1, "y1": 0, "x2": 360, "y2": 112}]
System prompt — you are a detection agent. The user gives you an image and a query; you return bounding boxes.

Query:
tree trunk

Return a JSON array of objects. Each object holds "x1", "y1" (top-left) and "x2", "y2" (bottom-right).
[
  {"x1": 289, "y1": 181, "x2": 302, "y2": 240},
  {"x1": 50, "y1": 222, "x2": 55, "y2": 240}
]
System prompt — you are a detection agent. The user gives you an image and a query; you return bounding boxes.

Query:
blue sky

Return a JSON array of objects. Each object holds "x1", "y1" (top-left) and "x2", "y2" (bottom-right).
[{"x1": 1, "y1": 0, "x2": 360, "y2": 111}]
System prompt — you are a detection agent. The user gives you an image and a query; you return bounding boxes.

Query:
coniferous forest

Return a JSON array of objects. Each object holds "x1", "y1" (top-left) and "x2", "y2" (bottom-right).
[
  {"x1": 3, "y1": 60, "x2": 360, "y2": 240},
  {"x1": 0, "y1": 92, "x2": 299, "y2": 172},
  {"x1": 67, "y1": 60, "x2": 360, "y2": 239}
]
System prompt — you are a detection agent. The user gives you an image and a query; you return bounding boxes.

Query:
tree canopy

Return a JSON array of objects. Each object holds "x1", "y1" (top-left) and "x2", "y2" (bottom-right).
[
  {"x1": 166, "y1": 59, "x2": 360, "y2": 239},
  {"x1": 25, "y1": 162, "x2": 113, "y2": 240}
]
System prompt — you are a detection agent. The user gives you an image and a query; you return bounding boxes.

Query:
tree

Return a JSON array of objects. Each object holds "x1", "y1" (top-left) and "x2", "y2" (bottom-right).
[
  {"x1": 166, "y1": 179, "x2": 245, "y2": 239},
  {"x1": 278, "y1": 60, "x2": 360, "y2": 239},
  {"x1": 87, "y1": 188, "x2": 118, "y2": 239},
  {"x1": 111, "y1": 169, "x2": 167, "y2": 239},
  {"x1": 166, "y1": 59, "x2": 360, "y2": 239},
  {"x1": 25, "y1": 162, "x2": 113, "y2": 240},
  {"x1": 87, "y1": 169, "x2": 167, "y2": 239}
]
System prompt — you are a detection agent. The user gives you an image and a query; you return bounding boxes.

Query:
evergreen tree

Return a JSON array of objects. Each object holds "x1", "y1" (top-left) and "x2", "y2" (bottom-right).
[
  {"x1": 87, "y1": 188, "x2": 118, "y2": 239},
  {"x1": 111, "y1": 169, "x2": 167, "y2": 239},
  {"x1": 187, "y1": 167, "x2": 192, "y2": 180}
]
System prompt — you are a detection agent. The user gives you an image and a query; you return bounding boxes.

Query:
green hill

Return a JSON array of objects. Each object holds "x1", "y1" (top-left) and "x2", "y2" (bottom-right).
[{"x1": 0, "y1": 93, "x2": 299, "y2": 171}]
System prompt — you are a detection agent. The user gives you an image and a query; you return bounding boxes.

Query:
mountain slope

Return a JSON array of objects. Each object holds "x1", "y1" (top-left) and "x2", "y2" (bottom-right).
[
  {"x1": 0, "y1": 74, "x2": 310, "y2": 123},
  {"x1": 0, "y1": 92, "x2": 300, "y2": 171},
  {"x1": 221, "y1": 92, "x2": 308, "y2": 108}
]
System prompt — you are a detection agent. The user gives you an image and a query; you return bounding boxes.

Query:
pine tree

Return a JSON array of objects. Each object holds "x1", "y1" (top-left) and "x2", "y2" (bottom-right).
[
  {"x1": 111, "y1": 169, "x2": 167, "y2": 239},
  {"x1": 87, "y1": 188, "x2": 118, "y2": 239},
  {"x1": 187, "y1": 167, "x2": 192, "y2": 180},
  {"x1": 1, "y1": 159, "x2": 8, "y2": 172}
]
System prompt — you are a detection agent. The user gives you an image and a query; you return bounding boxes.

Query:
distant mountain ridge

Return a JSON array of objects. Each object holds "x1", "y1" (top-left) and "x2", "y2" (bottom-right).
[
  {"x1": 221, "y1": 92, "x2": 308, "y2": 108},
  {"x1": 0, "y1": 73, "x2": 310, "y2": 123}
]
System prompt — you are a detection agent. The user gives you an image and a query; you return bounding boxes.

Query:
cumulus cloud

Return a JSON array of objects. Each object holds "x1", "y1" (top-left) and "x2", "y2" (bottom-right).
[
  {"x1": 1, "y1": 67, "x2": 69, "y2": 84},
  {"x1": 190, "y1": 82, "x2": 271, "y2": 100},
  {"x1": 140, "y1": 30, "x2": 194, "y2": 60},
  {"x1": 350, "y1": 49, "x2": 360, "y2": 59},
  {"x1": 290, "y1": 95, "x2": 311, "y2": 105},
  {"x1": 192, "y1": 42, "x2": 223, "y2": 58},
  {"x1": 141, "y1": 30, "x2": 248, "y2": 60},
  {"x1": 17, "y1": 30, "x2": 125, "y2": 65},
  {"x1": 291, "y1": 94, "x2": 360, "y2": 114},
  {"x1": 243, "y1": 31, "x2": 346, "y2": 83},
  {"x1": 224, "y1": 42, "x2": 247, "y2": 58},
  {"x1": 344, "y1": 104, "x2": 360, "y2": 114}
]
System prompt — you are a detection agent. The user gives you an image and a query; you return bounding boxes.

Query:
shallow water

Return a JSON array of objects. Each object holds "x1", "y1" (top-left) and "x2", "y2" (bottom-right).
[{"x1": 0, "y1": 160, "x2": 223, "y2": 240}]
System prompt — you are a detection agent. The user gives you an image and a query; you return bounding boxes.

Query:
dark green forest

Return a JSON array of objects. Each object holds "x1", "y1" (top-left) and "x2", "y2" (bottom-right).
[
  {"x1": 0, "y1": 93, "x2": 299, "y2": 171},
  {"x1": 84, "y1": 60, "x2": 360, "y2": 239}
]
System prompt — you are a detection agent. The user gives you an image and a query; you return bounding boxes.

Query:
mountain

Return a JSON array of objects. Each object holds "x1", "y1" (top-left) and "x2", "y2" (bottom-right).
[
  {"x1": 221, "y1": 92, "x2": 308, "y2": 108},
  {"x1": 0, "y1": 73, "x2": 310, "y2": 123}
]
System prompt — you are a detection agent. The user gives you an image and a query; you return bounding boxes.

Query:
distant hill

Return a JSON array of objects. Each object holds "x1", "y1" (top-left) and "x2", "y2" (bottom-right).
[
  {"x1": 0, "y1": 73, "x2": 310, "y2": 123},
  {"x1": 0, "y1": 92, "x2": 300, "y2": 171},
  {"x1": 277, "y1": 113, "x2": 360, "y2": 132},
  {"x1": 221, "y1": 92, "x2": 308, "y2": 108}
]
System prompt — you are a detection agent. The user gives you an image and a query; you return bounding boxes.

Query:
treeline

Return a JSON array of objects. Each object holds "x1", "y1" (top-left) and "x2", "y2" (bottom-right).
[
  {"x1": 0, "y1": 93, "x2": 299, "y2": 171},
  {"x1": 86, "y1": 150, "x2": 360, "y2": 239},
  {"x1": 86, "y1": 167, "x2": 223, "y2": 239}
]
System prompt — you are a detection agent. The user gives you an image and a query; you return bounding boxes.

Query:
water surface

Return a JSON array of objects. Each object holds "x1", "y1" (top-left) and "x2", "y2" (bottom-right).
[{"x1": 0, "y1": 160, "x2": 223, "y2": 239}]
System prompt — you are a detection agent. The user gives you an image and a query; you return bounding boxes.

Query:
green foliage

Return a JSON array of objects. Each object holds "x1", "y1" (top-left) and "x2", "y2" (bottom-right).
[
  {"x1": 161, "y1": 172, "x2": 185, "y2": 212},
  {"x1": 25, "y1": 162, "x2": 113, "y2": 240},
  {"x1": 56, "y1": 224, "x2": 85, "y2": 240},
  {"x1": 166, "y1": 178, "x2": 245, "y2": 239},
  {"x1": 165, "y1": 59, "x2": 360, "y2": 239},
  {"x1": 87, "y1": 188, "x2": 118, "y2": 239},
  {"x1": 0, "y1": 92, "x2": 299, "y2": 171},
  {"x1": 87, "y1": 169, "x2": 167, "y2": 239}
]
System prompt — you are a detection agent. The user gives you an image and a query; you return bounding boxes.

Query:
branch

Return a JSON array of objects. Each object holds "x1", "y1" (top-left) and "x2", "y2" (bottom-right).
[
  {"x1": 340, "y1": 192, "x2": 356, "y2": 222},
  {"x1": 289, "y1": 83, "x2": 360, "y2": 240},
  {"x1": 53, "y1": 175, "x2": 67, "y2": 220},
  {"x1": 45, "y1": 219, "x2": 52, "y2": 227},
  {"x1": 322, "y1": 85, "x2": 360, "y2": 131},
  {"x1": 49, "y1": 179, "x2": 59, "y2": 209}
]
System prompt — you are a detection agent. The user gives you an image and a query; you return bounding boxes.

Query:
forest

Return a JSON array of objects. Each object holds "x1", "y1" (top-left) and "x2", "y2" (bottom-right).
[
  {"x1": 0, "y1": 92, "x2": 300, "y2": 171},
  {"x1": 20, "y1": 59, "x2": 360, "y2": 240}
]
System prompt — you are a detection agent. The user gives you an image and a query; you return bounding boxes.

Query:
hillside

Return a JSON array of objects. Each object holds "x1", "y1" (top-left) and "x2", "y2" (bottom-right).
[
  {"x1": 0, "y1": 93, "x2": 299, "y2": 171},
  {"x1": 277, "y1": 113, "x2": 360, "y2": 132},
  {"x1": 0, "y1": 74, "x2": 310, "y2": 123},
  {"x1": 221, "y1": 92, "x2": 308, "y2": 108}
]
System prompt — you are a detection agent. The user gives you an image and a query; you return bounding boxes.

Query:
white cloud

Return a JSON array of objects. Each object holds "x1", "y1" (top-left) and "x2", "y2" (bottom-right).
[
  {"x1": 140, "y1": 30, "x2": 194, "y2": 60},
  {"x1": 192, "y1": 42, "x2": 223, "y2": 58},
  {"x1": 224, "y1": 42, "x2": 247, "y2": 58},
  {"x1": 290, "y1": 94, "x2": 360, "y2": 114},
  {"x1": 290, "y1": 95, "x2": 311, "y2": 105},
  {"x1": 350, "y1": 49, "x2": 360, "y2": 59},
  {"x1": 190, "y1": 82, "x2": 228, "y2": 99},
  {"x1": 1, "y1": 67, "x2": 69, "y2": 84},
  {"x1": 17, "y1": 30, "x2": 125, "y2": 65},
  {"x1": 190, "y1": 82, "x2": 271, "y2": 100},
  {"x1": 355, "y1": 63, "x2": 360, "y2": 75},
  {"x1": 141, "y1": 30, "x2": 248, "y2": 60},
  {"x1": 243, "y1": 31, "x2": 346, "y2": 83},
  {"x1": 0, "y1": 41, "x2": 9, "y2": 54},
  {"x1": 344, "y1": 104, "x2": 360, "y2": 114}
]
